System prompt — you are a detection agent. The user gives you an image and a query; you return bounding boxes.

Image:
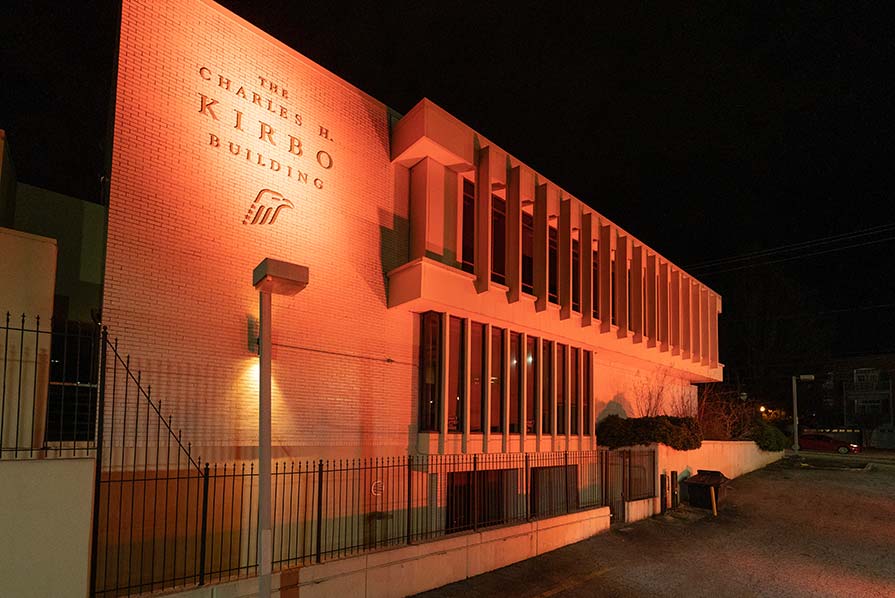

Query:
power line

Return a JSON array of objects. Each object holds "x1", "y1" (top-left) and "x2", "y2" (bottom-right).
[
  {"x1": 686, "y1": 223, "x2": 895, "y2": 272},
  {"x1": 693, "y1": 234, "x2": 895, "y2": 276}
]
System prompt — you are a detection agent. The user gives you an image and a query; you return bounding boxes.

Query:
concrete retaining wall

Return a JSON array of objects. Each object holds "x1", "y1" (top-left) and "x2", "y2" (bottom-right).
[
  {"x1": 168, "y1": 506, "x2": 610, "y2": 598},
  {"x1": 658, "y1": 440, "x2": 783, "y2": 481}
]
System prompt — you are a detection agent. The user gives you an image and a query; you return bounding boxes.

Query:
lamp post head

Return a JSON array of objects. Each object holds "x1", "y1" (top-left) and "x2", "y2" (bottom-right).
[
  {"x1": 253, "y1": 258, "x2": 309, "y2": 296},
  {"x1": 797, "y1": 374, "x2": 815, "y2": 382}
]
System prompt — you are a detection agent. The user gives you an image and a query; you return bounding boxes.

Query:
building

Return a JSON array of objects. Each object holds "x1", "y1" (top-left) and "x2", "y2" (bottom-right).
[
  {"x1": 103, "y1": 0, "x2": 722, "y2": 464},
  {"x1": 1, "y1": 1, "x2": 730, "y2": 595}
]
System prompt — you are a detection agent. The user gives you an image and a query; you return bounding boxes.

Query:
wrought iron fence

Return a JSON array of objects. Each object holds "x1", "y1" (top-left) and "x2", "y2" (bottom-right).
[
  {"x1": 2, "y1": 315, "x2": 657, "y2": 596},
  {"x1": 1, "y1": 313, "x2": 99, "y2": 459}
]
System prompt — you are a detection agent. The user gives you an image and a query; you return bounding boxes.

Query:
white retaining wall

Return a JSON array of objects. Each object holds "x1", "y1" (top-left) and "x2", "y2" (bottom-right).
[{"x1": 168, "y1": 506, "x2": 611, "y2": 598}]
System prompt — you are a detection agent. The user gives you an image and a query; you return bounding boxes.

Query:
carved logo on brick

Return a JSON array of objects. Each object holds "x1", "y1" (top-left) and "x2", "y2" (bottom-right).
[{"x1": 242, "y1": 189, "x2": 293, "y2": 225}]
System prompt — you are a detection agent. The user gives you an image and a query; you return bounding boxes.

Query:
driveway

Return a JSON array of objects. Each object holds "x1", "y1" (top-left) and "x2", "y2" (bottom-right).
[{"x1": 416, "y1": 455, "x2": 895, "y2": 597}]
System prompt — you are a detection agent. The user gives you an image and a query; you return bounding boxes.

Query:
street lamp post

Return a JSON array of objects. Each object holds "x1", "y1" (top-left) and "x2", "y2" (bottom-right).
[
  {"x1": 253, "y1": 258, "x2": 309, "y2": 598},
  {"x1": 791, "y1": 374, "x2": 815, "y2": 452}
]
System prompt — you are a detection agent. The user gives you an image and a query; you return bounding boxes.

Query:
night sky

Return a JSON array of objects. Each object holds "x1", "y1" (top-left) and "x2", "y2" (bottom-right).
[{"x1": 2, "y1": 1, "x2": 892, "y2": 399}]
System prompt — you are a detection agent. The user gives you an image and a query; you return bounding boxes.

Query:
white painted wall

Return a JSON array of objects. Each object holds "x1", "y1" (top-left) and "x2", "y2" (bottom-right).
[
  {"x1": 0, "y1": 227, "x2": 56, "y2": 452},
  {"x1": 0, "y1": 458, "x2": 95, "y2": 598}
]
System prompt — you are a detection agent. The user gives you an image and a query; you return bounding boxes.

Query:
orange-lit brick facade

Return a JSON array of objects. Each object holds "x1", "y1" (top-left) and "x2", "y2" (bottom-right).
[{"x1": 106, "y1": 0, "x2": 722, "y2": 461}]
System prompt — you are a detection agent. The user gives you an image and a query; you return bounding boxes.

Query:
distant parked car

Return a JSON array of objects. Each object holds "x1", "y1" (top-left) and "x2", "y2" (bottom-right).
[{"x1": 799, "y1": 434, "x2": 861, "y2": 454}]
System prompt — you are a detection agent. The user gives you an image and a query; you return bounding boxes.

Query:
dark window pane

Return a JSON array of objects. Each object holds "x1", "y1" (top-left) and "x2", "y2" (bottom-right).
[
  {"x1": 491, "y1": 196, "x2": 506, "y2": 284},
  {"x1": 570, "y1": 347, "x2": 579, "y2": 435},
  {"x1": 542, "y1": 340, "x2": 553, "y2": 434},
  {"x1": 611, "y1": 259, "x2": 617, "y2": 326},
  {"x1": 548, "y1": 227, "x2": 558, "y2": 303},
  {"x1": 461, "y1": 180, "x2": 475, "y2": 273},
  {"x1": 490, "y1": 327, "x2": 504, "y2": 433},
  {"x1": 522, "y1": 212, "x2": 534, "y2": 294},
  {"x1": 526, "y1": 336, "x2": 537, "y2": 434},
  {"x1": 448, "y1": 317, "x2": 465, "y2": 433},
  {"x1": 583, "y1": 351, "x2": 592, "y2": 435},
  {"x1": 509, "y1": 332, "x2": 522, "y2": 433},
  {"x1": 592, "y1": 251, "x2": 599, "y2": 319},
  {"x1": 557, "y1": 344, "x2": 567, "y2": 435},
  {"x1": 572, "y1": 239, "x2": 580, "y2": 312},
  {"x1": 419, "y1": 311, "x2": 442, "y2": 432},
  {"x1": 470, "y1": 321, "x2": 485, "y2": 432}
]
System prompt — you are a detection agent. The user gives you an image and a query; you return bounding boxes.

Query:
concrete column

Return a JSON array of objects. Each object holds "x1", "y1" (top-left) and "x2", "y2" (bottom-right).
[
  {"x1": 599, "y1": 224, "x2": 612, "y2": 332},
  {"x1": 462, "y1": 318, "x2": 471, "y2": 453},
  {"x1": 474, "y1": 147, "x2": 492, "y2": 293},
  {"x1": 670, "y1": 269, "x2": 681, "y2": 356},
  {"x1": 581, "y1": 213, "x2": 594, "y2": 327},
  {"x1": 658, "y1": 260, "x2": 669, "y2": 351},
  {"x1": 589, "y1": 351, "x2": 597, "y2": 449},
  {"x1": 439, "y1": 312, "x2": 450, "y2": 454},
  {"x1": 681, "y1": 274, "x2": 691, "y2": 359},
  {"x1": 577, "y1": 349, "x2": 584, "y2": 440},
  {"x1": 615, "y1": 235, "x2": 629, "y2": 337},
  {"x1": 506, "y1": 166, "x2": 522, "y2": 303},
  {"x1": 631, "y1": 244, "x2": 644, "y2": 343},
  {"x1": 709, "y1": 293, "x2": 719, "y2": 367},
  {"x1": 503, "y1": 328, "x2": 511, "y2": 453},
  {"x1": 559, "y1": 198, "x2": 572, "y2": 320},
  {"x1": 691, "y1": 282, "x2": 701, "y2": 363},
  {"x1": 564, "y1": 345, "x2": 572, "y2": 443},
  {"x1": 646, "y1": 253, "x2": 657, "y2": 348},
  {"x1": 483, "y1": 323, "x2": 492, "y2": 452},
  {"x1": 409, "y1": 157, "x2": 447, "y2": 261},
  {"x1": 535, "y1": 337, "x2": 544, "y2": 451},
  {"x1": 534, "y1": 184, "x2": 549, "y2": 312},
  {"x1": 549, "y1": 342, "x2": 558, "y2": 448},
  {"x1": 520, "y1": 332, "x2": 528, "y2": 448}
]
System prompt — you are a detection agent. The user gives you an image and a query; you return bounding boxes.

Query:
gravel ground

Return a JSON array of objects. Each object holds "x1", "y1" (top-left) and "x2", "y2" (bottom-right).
[{"x1": 416, "y1": 455, "x2": 895, "y2": 597}]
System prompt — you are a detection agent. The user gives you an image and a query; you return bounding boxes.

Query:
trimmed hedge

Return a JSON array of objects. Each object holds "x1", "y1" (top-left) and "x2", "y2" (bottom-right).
[
  {"x1": 596, "y1": 415, "x2": 702, "y2": 450},
  {"x1": 749, "y1": 420, "x2": 789, "y2": 452}
]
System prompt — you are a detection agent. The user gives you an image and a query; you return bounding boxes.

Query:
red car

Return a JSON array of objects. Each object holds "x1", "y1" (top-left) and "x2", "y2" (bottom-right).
[{"x1": 799, "y1": 434, "x2": 861, "y2": 454}]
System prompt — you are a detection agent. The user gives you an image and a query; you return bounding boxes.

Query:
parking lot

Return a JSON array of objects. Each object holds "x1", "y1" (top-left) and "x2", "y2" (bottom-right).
[{"x1": 417, "y1": 453, "x2": 895, "y2": 597}]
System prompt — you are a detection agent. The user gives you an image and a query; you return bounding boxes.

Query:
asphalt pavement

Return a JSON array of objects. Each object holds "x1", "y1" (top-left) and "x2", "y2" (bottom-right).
[{"x1": 415, "y1": 453, "x2": 895, "y2": 597}]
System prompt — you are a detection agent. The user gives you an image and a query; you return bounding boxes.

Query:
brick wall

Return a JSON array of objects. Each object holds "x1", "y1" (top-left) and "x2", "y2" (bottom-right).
[{"x1": 106, "y1": 0, "x2": 412, "y2": 458}]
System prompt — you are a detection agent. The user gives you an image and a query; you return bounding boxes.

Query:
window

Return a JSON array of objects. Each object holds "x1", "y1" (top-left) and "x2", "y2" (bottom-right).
[
  {"x1": 557, "y1": 344, "x2": 567, "y2": 435},
  {"x1": 418, "y1": 311, "x2": 442, "y2": 432},
  {"x1": 522, "y1": 212, "x2": 534, "y2": 294},
  {"x1": 491, "y1": 196, "x2": 506, "y2": 284},
  {"x1": 461, "y1": 180, "x2": 475, "y2": 273},
  {"x1": 470, "y1": 321, "x2": 485, "y2": 433},
  {"x1": 572, "y1": 238, "x2": 580, "y2": 312},
  {"x1": 610, "y1": 258, "x2": 616, "y2": 326},
  {"x1": 592, "y1": 250, "x2": 599, "y2": 320},
  {"x1": 509, "y1": 332, "x2": 522, "y2": 433},
  {"x1": 490, "y1": 327, "x2": 504, "y2": 433},
  {"x1": 583, "y1": 351, "x2": 592, "y2": 435},
  {"x1": 542, "y1": 340, "x2": 553, "y2": 434},
  {"x1": 548, "y1": 227, "x2": 558, "y2": 303},
  {"x1": 570, "y1": 347, "x2": 579, "y2": 435},
  {"x1": 447, "y1": 317, "x2": 465, "y2": 433},
  {"x1": 526, "y1": 336, "x2": 537, "y2": 434}
]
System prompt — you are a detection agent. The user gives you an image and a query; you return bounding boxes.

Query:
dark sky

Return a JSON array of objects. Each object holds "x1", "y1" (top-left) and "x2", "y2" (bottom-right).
[{"x1": 2, "y1": 1, "x2": 893, "y2": 381}]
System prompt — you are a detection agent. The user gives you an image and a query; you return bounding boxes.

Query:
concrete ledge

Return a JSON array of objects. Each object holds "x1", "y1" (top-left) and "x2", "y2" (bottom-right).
[{"x1": 168, "y1": 506, "x2": 612, "y2": 598}]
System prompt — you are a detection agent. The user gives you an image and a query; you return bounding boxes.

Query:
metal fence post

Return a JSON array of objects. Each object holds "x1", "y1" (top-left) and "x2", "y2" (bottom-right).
[
  {"x1": 315, "y1": 459, "x2": 324, "y2": 563},
  {"x1": 564, "y1": 451, "x2": 570, "y2": 514},
  {"x1": 405, "y1": 455, "x2": 413, "y2": 545},
  {"x1": 198, "y1": 463, "x2": 210, "y2": 585},
  {"x1": 88, "y1": 326, "x2": 107, "y2": 597},
  {"x1": 524, "y1": 453, "x2": 531, "y2": 520},
  {"x1": 472, "y1": 454, "x2": 478, "y2": 532}
]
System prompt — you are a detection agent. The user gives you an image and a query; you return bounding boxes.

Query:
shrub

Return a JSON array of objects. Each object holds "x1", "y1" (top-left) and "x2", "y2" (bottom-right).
[
  {"x1": 750, "y1": 420, "x2": 789, "y2": 452},
  {"x1": 597, "y1": 415, "x2": 702, "y2": 450}
]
